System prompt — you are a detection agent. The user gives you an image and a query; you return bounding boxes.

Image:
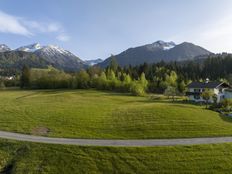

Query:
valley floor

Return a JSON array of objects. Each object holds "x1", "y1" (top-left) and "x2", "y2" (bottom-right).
[{"x1": 0, "y1": 89, "x2": 232, "y2": 173}]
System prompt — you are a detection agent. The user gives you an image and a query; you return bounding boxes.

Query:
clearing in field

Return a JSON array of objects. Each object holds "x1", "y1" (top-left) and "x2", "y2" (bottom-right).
[{"x1": 0, "y1": 89, "x2": 232, "y2": 139}]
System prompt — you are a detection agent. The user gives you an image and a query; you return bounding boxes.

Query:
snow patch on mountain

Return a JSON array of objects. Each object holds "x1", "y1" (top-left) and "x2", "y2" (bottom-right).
[
  {"x1": 16, "y1": 43, "x2": 42, "y2": 52},
  {"x1": 0, "y1": 44, "x2": 11, "y2": 52},
  {"x1": 149, "y1": 40, "x2": 176, "y2": 50},
  {"x1": 37, "y1": 45, "x2": 79, "y2": 59},
  {"x1": 15, "y1": 43, "x2": 82, "y2": 62}
]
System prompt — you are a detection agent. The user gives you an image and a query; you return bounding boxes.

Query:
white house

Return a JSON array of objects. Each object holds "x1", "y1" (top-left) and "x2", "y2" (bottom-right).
[
  {"x1": 186, "y1": 80, "x2": 231, "y2": 103},
  {"x1": 224, "y1": 89, "x2": 232, "y2": 99}
]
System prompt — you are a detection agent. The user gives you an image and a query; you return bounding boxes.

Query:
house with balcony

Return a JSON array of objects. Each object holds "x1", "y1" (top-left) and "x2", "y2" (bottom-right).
[{"x1": 186, "y1": 79, "x2": 231, "y2": 103}]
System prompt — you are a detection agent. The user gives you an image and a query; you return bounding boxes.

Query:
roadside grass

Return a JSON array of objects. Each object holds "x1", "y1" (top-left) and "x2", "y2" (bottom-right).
[
  {"x1": 1, "y1": 139, "x2": 232, "y2": 173},
  {"x1": 0, "y1": 89, "x2": 232, "y2": 139}
]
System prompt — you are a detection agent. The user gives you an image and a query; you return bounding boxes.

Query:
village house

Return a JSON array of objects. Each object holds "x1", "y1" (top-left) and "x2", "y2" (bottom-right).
[{"x1": 186, "y1": 79, "x2": 232, "y2": 103}]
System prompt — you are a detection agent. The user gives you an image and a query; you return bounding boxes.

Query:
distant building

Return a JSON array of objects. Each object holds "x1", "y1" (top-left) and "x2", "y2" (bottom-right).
[{"x1": 186, "y1": 79, "x2": 231, "y2": 103}]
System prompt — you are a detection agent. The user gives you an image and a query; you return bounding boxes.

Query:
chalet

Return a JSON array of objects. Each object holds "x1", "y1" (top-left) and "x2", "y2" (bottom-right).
[
  {"x1": 186, "y1": 79, "x2": 231, "y2": 103},
  {"x1": 224, "y1": 89, "x2": 232, "y2": 99}
]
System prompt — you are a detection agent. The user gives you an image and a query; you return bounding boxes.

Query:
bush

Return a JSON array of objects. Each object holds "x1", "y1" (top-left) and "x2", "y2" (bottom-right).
[
  {"x1": 164, "y1": 86, "x2": 177, "y2": 101},
  {"x1": 221, "y1": 99, "x2": 232, "y2": 112},
  {"x1": 130, "y1": 82, "x2": 146, "y2": 96},
  {"x1": 74, "y1": 70, "x2": 90, "y2": 89}
]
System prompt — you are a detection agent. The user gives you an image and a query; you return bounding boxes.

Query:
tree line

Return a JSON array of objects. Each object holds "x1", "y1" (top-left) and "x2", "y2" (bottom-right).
[
  {"x1": 20, "y1": 64, "x2": 149, "y2": 96},
  {"x1": 2, "y1": 54, "x2": 232, "y2": 96}
]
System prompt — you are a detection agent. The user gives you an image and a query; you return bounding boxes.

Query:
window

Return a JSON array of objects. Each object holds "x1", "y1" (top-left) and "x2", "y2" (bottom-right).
[
  {"x1": 194, "y1": 89, "x2": 201, "y2": 92},
  {"x1": 194, "y1": 95, "x2": 200, "y2": 100}
]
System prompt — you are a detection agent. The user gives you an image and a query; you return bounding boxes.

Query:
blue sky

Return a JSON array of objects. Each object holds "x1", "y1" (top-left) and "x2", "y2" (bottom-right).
[{"x1": 0, "y1": 0, "x2": 232, "y2": 60}]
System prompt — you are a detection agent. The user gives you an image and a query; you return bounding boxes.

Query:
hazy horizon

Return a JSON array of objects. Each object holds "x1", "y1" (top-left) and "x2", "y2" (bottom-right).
[{"x1": 0, "y1": 0, "x2": 232, "y2": 60}]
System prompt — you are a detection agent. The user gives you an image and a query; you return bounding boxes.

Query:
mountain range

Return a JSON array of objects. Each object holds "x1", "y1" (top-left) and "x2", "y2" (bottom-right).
[
  {"x1": 0, "y1": 43, "x2": 87, "y2": 72},
  {"x1": 0, "y1": 41, "x2": 213, "y2": 74},
  {"x1": 98, "y1": 41, "x2": 212, "y2": 67}
]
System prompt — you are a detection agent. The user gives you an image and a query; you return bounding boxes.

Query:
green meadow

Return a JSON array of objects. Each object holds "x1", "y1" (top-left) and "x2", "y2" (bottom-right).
[
  {"x1": 1, "y1": 139, "x2": 232, "y2": 174},
  {"x1": 0, "y1": 89, "x2": 232, "y2": 139}
]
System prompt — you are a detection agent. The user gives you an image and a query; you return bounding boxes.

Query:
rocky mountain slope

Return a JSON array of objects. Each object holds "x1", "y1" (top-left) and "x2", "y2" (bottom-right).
[{"x1": 0, "y1": 43, "x2": 87, "y2": 72}]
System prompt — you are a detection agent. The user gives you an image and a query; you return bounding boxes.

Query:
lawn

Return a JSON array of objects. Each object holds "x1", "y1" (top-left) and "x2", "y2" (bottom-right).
[
  {"x1": 0, "y1": 89, "x2": 232, "y2": 139},
  {"x1": 1, "y1": 139, "x2": 232, "y2": 173}
]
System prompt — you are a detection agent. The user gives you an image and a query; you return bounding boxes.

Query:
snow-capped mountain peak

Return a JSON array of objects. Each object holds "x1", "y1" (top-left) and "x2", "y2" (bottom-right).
[
  {"x1": 0, "y1": 44, "x2": 11, "y2": 52},
  {"x1": 15, "y1": 43, "x2": 78, "y2": 58},
  {"x1": 38, "y1": 45, "x2": 76, "y2": 57},
  {"x1": 0, "y1": 42, "x2": 87, "y2": 71},
  {"x1": 32, "y1": 44, "x2": 83, "y2": 64},
  {"x1": 16, "y1": 43, "x2": 42, "y2": 52}
]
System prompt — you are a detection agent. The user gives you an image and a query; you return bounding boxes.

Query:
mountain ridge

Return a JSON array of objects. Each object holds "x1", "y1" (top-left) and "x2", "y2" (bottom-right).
[
  {"x1": 0, "y1": 43, "x2": 87, "y2": 72},
  {"x1": 97, "y1": 41, "x2": 212, "y2": 67},
  {"x1": 0, "y1": 41, "x2": 213, "y2": 73}
]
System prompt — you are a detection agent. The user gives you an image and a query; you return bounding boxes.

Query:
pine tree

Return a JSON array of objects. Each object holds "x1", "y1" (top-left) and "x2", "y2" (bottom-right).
[
  {"x1": 109, "y1": 55, "x2": 118, "y2": 72},
  {"x1": 20, "y1": 65, "x2": 31, "y2": 88}
]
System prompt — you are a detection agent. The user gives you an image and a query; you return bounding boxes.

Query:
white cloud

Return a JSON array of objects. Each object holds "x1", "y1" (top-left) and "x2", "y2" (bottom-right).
[
  {"x1": 0, "y1": 11, "x2": 32, "y2": 36},
  {"x1": 197, "y1": 15, "x2": 232, "y2": 53},
  {"x1": 0, "y1": 10, "x2": 69, "y2": 41},
  {"x1": 23, "y1": 21, "x2": 63, "y2": 33},
  {"x1": 47, "y1": 23, "x2": 62, "y2": 32},
  {"x1": 56, "y1": 33, "x2": 70, "y2": 42}
]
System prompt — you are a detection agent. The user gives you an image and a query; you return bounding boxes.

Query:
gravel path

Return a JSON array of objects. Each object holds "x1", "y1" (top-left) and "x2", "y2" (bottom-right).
[{"x1": 1, "y1": 131, "x2": 232, "y2": 146}]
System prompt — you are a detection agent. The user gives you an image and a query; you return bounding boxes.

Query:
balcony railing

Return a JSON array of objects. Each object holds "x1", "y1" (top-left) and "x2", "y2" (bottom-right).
[{"x1": 186, "y1": 92, "x2": 201, "y2": 95}]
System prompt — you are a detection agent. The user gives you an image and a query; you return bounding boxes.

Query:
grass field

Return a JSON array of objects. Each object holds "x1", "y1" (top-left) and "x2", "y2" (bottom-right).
[
  {"x1": 0, "y1": 139, "x2": 232, "y2": 173},
  {"x1": 0, "y1": 89, "x2": 232, "y2": 139}
]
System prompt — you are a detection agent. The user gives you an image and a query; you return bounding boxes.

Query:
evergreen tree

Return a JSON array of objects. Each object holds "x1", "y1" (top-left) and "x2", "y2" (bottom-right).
[
  {"x1": 20, "y1": 65, "x2": 31, "y2": 88},
  {"x1": 109, "y1": 55, "x2": 118, "y2": 72}
]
